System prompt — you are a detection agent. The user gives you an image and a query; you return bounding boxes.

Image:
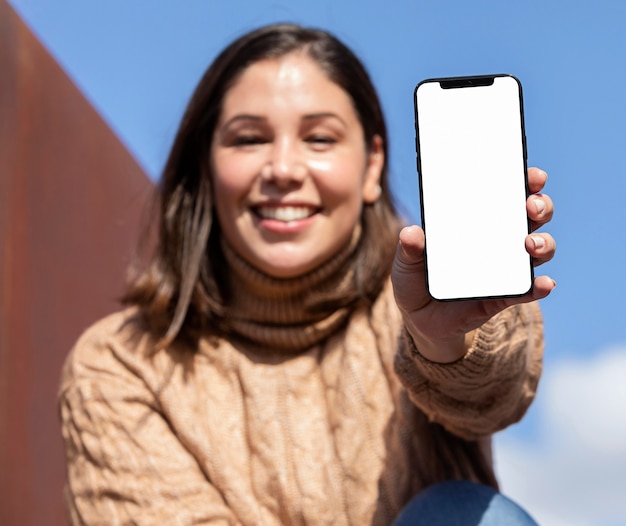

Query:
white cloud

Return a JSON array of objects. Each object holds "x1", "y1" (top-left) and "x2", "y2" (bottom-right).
[{"x1": 494, "y1": 347, "x2": 626, "y2": 526}]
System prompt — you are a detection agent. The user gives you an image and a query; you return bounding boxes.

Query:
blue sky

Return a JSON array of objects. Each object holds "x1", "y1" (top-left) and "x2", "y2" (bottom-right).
[{"x1": 10, "y1": 1, "x2": 626, "y2": 524}]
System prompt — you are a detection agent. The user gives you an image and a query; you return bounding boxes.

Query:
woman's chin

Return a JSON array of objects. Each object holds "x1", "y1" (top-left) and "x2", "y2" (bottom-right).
[
  {"x1": 246, "y1": 249, "x2": 326, "y2": 279},
  {"x1": 255, "y1": 260, "x2": 318, "y2": 279}
]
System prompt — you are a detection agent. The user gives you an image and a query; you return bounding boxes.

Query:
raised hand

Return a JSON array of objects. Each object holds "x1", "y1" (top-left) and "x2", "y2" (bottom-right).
[{"x1": 391, "y1": 167, "x2": 556, "y2": 363}]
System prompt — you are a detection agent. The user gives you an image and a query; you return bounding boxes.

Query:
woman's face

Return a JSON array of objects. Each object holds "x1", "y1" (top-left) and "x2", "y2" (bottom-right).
[{"x1": 211, "y1": 52, "x2": 384, "y2": 278}]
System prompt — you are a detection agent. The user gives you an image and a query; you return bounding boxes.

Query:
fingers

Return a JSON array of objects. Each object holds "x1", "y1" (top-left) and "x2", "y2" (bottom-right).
[
  {"x1": 527, "y1": 167, "x2": 548, "y2": 194},
  {"x1": 527, "y1": 192, "x2": 554, "y2": 231},
  {"x1": 526, "y1": 166, "x2": 556, "y2": 269},
  {"x1": 525, "y1": 232, "x2": 556, "y2": 266},
  {"x1": 484, "y1": 275, "x2": 557, "y2": 317},
  {"x1": 509, "y1": 275, "x2": 557, "y2": 306},
  {"x1": 530, "y1": 275, "x2": 557, "y2": 299}
]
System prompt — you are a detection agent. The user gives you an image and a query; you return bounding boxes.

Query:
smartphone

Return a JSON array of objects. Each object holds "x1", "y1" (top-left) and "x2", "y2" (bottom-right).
[{"x1": 414, "y1": 74, "x2": 533, "y2": 301}]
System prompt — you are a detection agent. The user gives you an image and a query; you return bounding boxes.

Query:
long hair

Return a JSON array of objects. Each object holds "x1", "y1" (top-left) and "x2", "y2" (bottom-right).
[{"x1": 123, "y1": 23, "x2": 401, "y2": 346}]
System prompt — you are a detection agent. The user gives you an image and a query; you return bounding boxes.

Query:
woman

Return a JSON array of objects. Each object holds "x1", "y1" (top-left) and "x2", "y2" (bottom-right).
[{"x1": 59, "y1": 23, "x2": 556, "y2": 525}]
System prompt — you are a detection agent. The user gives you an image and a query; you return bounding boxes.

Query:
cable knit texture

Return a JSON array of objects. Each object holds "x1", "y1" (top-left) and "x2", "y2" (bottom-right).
[{"x1": 59, "y1": 244, "x2": 544, "y2": 525}]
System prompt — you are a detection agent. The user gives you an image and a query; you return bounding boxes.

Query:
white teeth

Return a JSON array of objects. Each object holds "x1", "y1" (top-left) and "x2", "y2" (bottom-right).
[{"x1": 256, "y1": 206, "x2": 314, "y2": 222}]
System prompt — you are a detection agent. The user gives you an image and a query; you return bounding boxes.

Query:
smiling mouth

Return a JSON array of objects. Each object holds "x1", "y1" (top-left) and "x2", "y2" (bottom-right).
[{"x1": 254, "y1": 205, "x2": 318, "y2": 222}]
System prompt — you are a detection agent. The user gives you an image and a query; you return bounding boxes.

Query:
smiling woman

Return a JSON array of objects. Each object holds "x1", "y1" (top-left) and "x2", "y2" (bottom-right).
[
  {"x1": 119, "y1": 24, "x2": 400, "y2": 343},
  {"x1": 58, "y1": 23, "x2": 555, "y2": 525},
  {"x1": 211, "y1": 52, "x2": 383, "y2": 278}
]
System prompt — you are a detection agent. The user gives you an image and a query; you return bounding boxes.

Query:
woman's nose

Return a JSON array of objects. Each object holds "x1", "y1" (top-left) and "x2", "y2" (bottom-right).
[{"x1": 261, "y1": 138, "x2": 307, "y2": 186}]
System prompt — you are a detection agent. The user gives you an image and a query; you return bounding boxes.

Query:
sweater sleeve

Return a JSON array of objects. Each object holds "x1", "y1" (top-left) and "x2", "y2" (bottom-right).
[
  {"x1": 394, "y1": 302, "x2": 544, "y2": 440},
  {"x1": 58, "y1": 316, "x2": 238, "y2": 526}
]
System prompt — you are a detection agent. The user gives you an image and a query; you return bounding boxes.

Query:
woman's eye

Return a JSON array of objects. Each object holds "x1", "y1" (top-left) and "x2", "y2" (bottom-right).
[
  {"x1": 232, "y1": 135, "x2": 266, "y2": 147},
  {"x1": 306, "y1": 135, "x2": 336, "y2": 149}
]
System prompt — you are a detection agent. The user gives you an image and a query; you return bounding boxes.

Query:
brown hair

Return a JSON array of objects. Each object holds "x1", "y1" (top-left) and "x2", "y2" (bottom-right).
[{"x1": 123, "y1": 23, "x2": 401, "y2": 345}]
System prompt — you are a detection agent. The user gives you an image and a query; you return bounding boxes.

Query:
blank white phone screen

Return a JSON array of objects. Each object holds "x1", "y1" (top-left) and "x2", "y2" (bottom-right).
[{"x1": 415, "y1": 75, "x2": 532, "y2": 300}]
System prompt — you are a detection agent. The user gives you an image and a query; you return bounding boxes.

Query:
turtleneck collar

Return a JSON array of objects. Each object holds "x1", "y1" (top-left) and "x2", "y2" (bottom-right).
[{"x1": 220, "y1": 228, "x2": 362, "y2": 353}]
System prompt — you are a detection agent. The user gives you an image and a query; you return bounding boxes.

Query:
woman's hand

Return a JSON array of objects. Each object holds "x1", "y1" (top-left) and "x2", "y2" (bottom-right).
[{"x1": 391, "y1": 167, "x2": 556, "y2": 363}]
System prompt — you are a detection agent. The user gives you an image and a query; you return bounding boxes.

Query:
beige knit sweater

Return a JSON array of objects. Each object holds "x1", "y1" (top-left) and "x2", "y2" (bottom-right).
[{"x1": 59, "y1": 243, "x2": 543, "y2": 525}]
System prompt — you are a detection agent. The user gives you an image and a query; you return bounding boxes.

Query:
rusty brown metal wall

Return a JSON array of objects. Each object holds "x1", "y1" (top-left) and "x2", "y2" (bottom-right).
[{"x1": 0, "y1": 1, "x2": 155, "y2": 523}]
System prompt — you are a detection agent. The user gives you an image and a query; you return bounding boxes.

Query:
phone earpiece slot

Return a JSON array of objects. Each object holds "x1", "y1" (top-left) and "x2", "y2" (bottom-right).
[{"x1": 440, "y1": 76, "x2": 495, "y2": 89}]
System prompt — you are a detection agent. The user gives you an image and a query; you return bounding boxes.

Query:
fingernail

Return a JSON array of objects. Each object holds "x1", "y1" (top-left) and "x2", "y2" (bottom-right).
[
  {"x1": 531, "y1": 235, "x2": 545, "y2": 249},
  {"x1": 533, "y1": 198, "x2": 546, "y2": 216}
]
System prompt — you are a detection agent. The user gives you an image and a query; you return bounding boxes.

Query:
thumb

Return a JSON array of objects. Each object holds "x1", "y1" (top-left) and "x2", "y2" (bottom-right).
[
  {"x1": 392, "y1": 226, "x2": 429, "y2": 312},
  {"x1": 395, "y1": 226, "x2": 426, "y2": 268}
]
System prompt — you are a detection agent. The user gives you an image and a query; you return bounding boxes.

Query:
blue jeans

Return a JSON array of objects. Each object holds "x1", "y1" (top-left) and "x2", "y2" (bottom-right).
[{"x1": 393, "y1": 480, "x2": 539, "y2": 525}]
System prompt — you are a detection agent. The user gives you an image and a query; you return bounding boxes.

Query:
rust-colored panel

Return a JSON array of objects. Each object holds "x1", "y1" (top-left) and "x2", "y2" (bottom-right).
[{"x1": 0, "y1": 1, "x2": 155, "y2": 524}]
